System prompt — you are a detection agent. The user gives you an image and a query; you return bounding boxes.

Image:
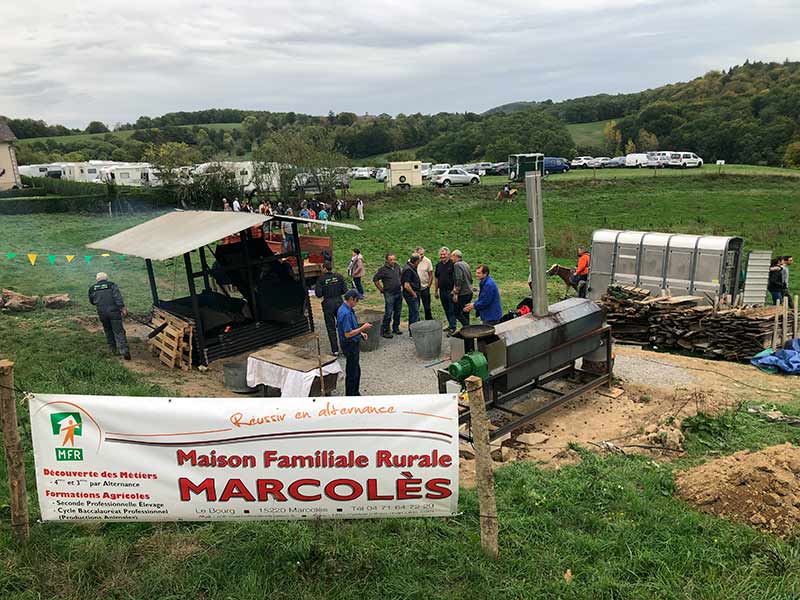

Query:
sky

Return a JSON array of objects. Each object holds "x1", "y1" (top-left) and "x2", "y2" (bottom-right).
[{"x1": 2, "y1": 0, "x2": 799, "y2": 128}]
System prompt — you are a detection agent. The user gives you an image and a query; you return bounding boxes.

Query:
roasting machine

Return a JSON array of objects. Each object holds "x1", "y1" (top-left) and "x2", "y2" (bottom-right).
[{"x1": 436, "y1": 172, "x2": 613, "y2": 442}]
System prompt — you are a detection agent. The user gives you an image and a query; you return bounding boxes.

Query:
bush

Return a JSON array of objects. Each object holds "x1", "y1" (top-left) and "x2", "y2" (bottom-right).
[
  {"x1": 0, "y1": 187, "x2": 46, "y2": 198},
  {"x1": 21, "y1": 175, "x2": 108, "y2": 197}
]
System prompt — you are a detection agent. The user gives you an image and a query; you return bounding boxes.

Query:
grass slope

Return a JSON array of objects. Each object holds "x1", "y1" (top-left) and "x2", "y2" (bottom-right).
[
  {"x1": 17, "y1": 122, "x2": 242, "y2": 146},
  {"x1": 566, "y1": 119, "x2": 613, "y2": 149},
  {"x1": 2, "y1": 172, "x2": 800, "y2": 599}
]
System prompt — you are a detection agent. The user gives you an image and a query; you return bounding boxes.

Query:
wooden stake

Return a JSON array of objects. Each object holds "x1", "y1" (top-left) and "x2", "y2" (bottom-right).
[
  {"x1": 783, "y1": 296, "x2": 790, "y2": 346},
  {"x1": 465, "y1": 375, "x2": 498, "y2": 560},
  {"x1": 793, "y1": 296, "x2": 798, "y2": 340},
  {"x1": 0, "y1": 360, "x2": 29, "y2": 542},
  {"x1": 772, "y1": 308, "x2": 780, "y2": 349}
]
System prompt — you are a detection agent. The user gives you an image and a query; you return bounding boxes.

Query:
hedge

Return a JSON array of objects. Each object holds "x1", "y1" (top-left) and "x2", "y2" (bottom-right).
[
  {"x1": 21, "y1": 175, "x2": 109, "y2": 197},
  {"x1": 0, "y1": 187, "x2": 46, "y2": 198}
]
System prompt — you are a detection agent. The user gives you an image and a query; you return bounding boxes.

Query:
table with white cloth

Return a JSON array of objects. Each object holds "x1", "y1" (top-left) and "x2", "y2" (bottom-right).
[{"x1": 246, "y1": 343, "x2": 342, "y2": 397}]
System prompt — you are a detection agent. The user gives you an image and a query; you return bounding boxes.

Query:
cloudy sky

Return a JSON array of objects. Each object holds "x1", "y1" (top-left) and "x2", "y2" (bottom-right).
[{"x1": 2, "y1": 0, "x2": 799, "y2": 127}]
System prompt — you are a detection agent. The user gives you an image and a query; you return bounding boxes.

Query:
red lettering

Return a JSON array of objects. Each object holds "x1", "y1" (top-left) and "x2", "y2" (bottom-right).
[
  {"x1": 288, "y1": 479, "x2": 321, "y2": 501},
  {"x1": 324, "y1": 479, "x2": 363, "y2": 501},
  {"x1": 439, "y1": 455, "x2": 452, "y2": 468},
  {"x1": 219, "y1": 478, "x2": 255, "y2": 502},
  {"x1": 178, "y1": 477, "x2": 216, "y2": 501},
  {"x1": 396, "y1": 476, "x2": 422, "y2": 500},
  {"x1": 425, "y1": 478, "x2": 452, "y2": 500},
  {"x1": 366, "y1": 479, "x2": 393, "y2": 500},
  {"x1": 375, "y1": 450, "x2": 391, "y2": 467},
  {"x1": 257, "y1": 479, "x2": 287, "y2": 501}
]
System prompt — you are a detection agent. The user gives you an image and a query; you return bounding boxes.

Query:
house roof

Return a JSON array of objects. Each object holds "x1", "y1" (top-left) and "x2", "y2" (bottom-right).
[
  {"x1": 87, "y1": 210, "x2": 360, "y2": 261},
  {"x1": 0, "y1": 118, "x2": 17, "y2": 143}
]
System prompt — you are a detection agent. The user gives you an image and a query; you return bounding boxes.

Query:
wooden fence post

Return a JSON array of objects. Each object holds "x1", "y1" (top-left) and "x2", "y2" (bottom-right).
[
  {"x1": 466, "y1": 375, "x2": 499, "y2": 559},
  {"x1": 0, "y1": 360, "x2": 29, "y2": 542}
]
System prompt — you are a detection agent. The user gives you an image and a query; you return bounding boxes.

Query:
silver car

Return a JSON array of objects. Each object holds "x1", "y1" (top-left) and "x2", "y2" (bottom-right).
[{"x1": 433, "y1": 168, "x2": 480, "y2": 187}]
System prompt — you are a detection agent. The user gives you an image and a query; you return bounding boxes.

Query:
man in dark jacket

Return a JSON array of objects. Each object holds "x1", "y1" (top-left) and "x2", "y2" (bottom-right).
[
  {"x1": 434, "y1": 246, "x2": 456, "y2": 334},
  {"x1": 314, "y1": 261, "x2": 348, "y2": 354},
  {"x1": 401, "y1": 253, "x2": 422, "y2": 333},
  {"x1": 451, "y1": 249, "x2": 473, "y2": 328},
  {"x1": 88, "y1": 272, "x2": 130, "y2": 359},
  {"x1": 373, "y1": 253, "x2": 403, "y2": 338}
]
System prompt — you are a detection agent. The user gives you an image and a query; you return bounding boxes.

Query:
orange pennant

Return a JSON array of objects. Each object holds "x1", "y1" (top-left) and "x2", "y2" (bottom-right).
[{"x1": 27, "y1": 253, "x2": 37, "y2": 266}]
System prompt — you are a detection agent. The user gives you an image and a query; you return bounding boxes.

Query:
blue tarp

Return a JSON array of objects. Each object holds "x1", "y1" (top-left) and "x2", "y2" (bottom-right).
[{"x1": 750, "y1": 339, "x2": 800, "y2": 374}]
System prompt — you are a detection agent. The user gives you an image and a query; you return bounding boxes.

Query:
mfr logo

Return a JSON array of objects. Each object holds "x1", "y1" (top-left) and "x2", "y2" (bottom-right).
[{"x1": 51, "y1": 412, "x2": 82, "y2": 447}]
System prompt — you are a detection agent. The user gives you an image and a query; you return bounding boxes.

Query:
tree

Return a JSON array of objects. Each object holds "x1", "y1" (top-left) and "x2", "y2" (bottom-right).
[
  {"x1": 624, "y1": 139, "x2": 637, "y2": 154},
  {"x1": 143, "y1": 142, "x2": 201, "y2": 186},
  {"x1": 603, "y1": 120, "x2": 622, "y2": 155},
  {"x1": 85, "y1": 121, "x2": 110, "y2": 134},
  {"x1": 784, "y1": 141, "x2": 800, "y2": 168},
  {"x1": 177, "y1": 161, "x2": 241, "y2": 210},
  {"x1": 637, "y1": 129, "x2": 659, "y2": 151}
]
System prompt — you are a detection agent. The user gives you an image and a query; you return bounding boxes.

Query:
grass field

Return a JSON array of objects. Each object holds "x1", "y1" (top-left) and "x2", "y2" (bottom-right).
[
  {"x1": 566, "y1": 119, "x2": 613, "y2": 149},
  {"x1": 17, "y1": 122, "x2": 242, "y2": 146},
  {"x1": 2, "y1": 172, "x2": 800, "y2": 599}
]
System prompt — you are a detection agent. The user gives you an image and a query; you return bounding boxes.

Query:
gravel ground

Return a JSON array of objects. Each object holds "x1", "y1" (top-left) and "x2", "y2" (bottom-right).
[{"x1": 611, "y1": 352, "x2": 696, "y2": 388}]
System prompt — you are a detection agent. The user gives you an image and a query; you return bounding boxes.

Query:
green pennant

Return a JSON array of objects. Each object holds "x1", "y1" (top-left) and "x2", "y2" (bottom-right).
[
  {"x1": 84, "y1": 255, "x2": 93, "y2": 264},
  {"x1": 118, "y1": 255, "x2": 126, "y2": 260},
  {"x1": 48, "y1": 255, "x2": 57, "y2": 265},
  {"x1": 6, "y1": 253, "x2": 17, "y2": 259}
]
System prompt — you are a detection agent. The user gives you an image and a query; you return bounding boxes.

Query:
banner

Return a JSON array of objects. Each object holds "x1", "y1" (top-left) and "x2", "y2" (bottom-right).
[{"x1": 30, "y1": 394, "x2": 459, "y2": 522}]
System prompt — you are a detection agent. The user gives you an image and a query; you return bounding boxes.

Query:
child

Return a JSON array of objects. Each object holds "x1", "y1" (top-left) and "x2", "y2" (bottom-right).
[{"x1": 318, "y1": 205, "x2": 329, "y2": 233}]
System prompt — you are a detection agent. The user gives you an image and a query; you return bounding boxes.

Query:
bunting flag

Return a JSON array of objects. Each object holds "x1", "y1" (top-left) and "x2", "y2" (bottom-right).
[
  {"x1": 84, "y1": 255, "x2": 93, "y2": 264},
  {"x1": 3, "y1": 252, "x2": 127, "y2": 264},
  {"x1": 100, "y1": 253, "x2": 110, "y2": 257},
  {"x1": 48, "y1": 255, "x2": 57, "y2": 265},
  {"x1": 28, "y1": 253, "x2": 38, "y2": 266},
  {"x1": 66, "y1": 255, "x2": 75, "y2": 263},
  {"x1": 6, "y1": 252, "x2": 16, "y2": 259}
]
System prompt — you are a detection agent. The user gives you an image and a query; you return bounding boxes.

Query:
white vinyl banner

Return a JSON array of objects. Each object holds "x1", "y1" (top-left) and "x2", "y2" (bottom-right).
[{"x1": 29, "y1": 393, "x2": 459, "y2": 522}]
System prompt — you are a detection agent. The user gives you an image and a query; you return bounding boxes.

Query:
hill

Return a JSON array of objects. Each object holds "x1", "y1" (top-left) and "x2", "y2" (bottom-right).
[{"x1": 485, "y1": 61, "x2": 800, "y2": 163}]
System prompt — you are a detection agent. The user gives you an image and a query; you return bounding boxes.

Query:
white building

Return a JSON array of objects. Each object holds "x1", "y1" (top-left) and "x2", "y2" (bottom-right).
[{"x1": 0, "y1": 118, "x2": 22, "y2": 191}]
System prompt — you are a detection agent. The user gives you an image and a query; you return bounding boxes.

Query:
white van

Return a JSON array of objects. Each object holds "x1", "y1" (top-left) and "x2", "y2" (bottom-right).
[
  {"x1": 668, "y1": 152, "x2": 703, "y2": 168},
  {"x1": 625, "y1": 153, "x2": 649, "y2": 168}
]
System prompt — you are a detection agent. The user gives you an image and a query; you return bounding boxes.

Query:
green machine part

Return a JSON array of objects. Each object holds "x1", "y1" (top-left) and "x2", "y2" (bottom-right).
[{"x1": 448, "y1": 351, "x2": 489, "y2": 383}]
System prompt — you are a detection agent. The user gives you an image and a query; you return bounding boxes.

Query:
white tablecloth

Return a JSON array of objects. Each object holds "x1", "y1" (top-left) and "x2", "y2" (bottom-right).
[{"x1": 246, "y1": 356, "x2": 342, "y2": 397}]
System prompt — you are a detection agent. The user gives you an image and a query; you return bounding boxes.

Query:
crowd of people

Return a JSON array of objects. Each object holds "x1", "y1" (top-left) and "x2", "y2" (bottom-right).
[{"x1": 221, "y1": 195, "x2": 365, "y2": 223}]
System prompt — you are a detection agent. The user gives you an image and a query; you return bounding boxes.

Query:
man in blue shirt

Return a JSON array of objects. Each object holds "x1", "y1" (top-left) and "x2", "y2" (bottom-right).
[
  {"x1": 337, "y1": 289, "x2": 372, "y2": 396},
  {"x1": 464, "y1": 264, "x2": 503, "y2": 325}
]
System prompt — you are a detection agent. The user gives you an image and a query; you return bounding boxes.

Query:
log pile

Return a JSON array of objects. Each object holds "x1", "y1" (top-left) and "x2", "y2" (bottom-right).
[
  {"x1": 601, "y1": 286, "x2": 793, "y2": 361},
  {"x1": 1, "y1": 289, "x2": 39, "y2": 312}
]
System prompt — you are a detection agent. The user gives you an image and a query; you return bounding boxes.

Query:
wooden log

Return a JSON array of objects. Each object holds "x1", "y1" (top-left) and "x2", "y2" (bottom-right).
[
  {"x1": 794, "y1": 296, "x2": 798, "y2": 341},
  {"x1": 773, "y1": 308, "x2": 780, "y2": 349},
  {"x1": 783, "y1": 296, "x2": 790, "y2": 346},
  {"x1": 465, "y1": 375, "x2": 498, "y2": 560},
  {"x1": 0, "y1": 360, "x2": 29, "y2": 542}
]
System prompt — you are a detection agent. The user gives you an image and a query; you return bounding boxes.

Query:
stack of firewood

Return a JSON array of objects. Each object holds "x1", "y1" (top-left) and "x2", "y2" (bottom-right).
[{"x1": 600, "y1": 286, "x2": 793, "y2": 360}]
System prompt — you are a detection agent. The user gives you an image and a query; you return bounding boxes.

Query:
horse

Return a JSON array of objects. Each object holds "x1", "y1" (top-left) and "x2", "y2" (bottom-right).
[{"x1": 546, "y1": 263, "x2": 580, "y2": 298}]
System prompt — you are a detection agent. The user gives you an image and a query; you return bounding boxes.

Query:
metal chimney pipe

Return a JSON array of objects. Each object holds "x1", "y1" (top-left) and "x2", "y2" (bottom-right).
[{"x1": 526, "y1": 172, "x2": 549, "y2": 317}]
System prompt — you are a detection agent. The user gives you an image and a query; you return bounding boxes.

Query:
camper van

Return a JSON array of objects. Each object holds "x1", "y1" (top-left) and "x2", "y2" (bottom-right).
[{"x1": 387, "y1": 161, "x2": 423, "y2": 189}]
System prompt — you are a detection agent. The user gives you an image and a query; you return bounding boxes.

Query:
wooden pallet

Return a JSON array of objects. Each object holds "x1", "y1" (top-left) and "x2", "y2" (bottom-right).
[{"x1": 148, "y1": 309, "x2": 194, "y2": 370}]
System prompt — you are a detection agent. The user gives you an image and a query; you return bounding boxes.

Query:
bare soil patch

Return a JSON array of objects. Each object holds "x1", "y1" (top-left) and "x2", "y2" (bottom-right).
[{"x1": 675, "y1": 443, "x2": 800, "y2": 537}]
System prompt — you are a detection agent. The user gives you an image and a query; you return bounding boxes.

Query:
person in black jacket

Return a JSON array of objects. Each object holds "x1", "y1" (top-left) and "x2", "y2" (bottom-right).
[
  {"x1": 768, "y1": 257, "x2": 784, "y2": 305},
  {"x1": 314, "y1": 262, "x2": 348, "y2": 355},
  {"x1": 88, "y1": 272, "x2": 130, "y2": 359}
]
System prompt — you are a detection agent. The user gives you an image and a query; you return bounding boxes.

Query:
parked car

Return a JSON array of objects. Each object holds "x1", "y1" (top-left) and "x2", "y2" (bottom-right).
[
  {"x1": 646, "y1": 151, "x2": 671, "y2": 168},
  {"x1": 604, "y1": 156, "x2": 626, "y2": 168},
  {"x1": 543, "y1": 157, "x2": 570, "y2": 174},
  {"x1": 487, "y1": 162, "x2": 509, "y2": 175},
  {"x1": 432, "y1": 168, "x2": 480, "y2": 187},
  {"x1": 432, "y1": 163, "x2": 451, "y2": 171},
  {"x1": 668, "y1": 151, "x2": 703, "y2": 168},
  {"x1": 369, "y1": 167, "x2": 378, "y2": 178},
  {"x1": 353, "y1": 167, "x2": 371, "y2": 179},
  {"x1": 624, "y1": 153, "x2": 650, "y2": 168},
  {"x1": 375, "y1": 168, "x2": 389, "y2": 182},
  {"x1": 587, "y1": 157, "x2": 611, "y2": 168},
  {"x1": 421, "y1": 163, "x2": 433, "y2": 179},
  {"x1": 570, "y1": 156, "x2": 594, "y2": 168}
]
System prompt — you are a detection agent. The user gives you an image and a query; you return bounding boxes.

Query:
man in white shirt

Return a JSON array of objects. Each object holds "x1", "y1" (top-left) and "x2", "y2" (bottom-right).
[
  {"x1": 415, "y1": 246, "x2": 434, "y2": 321},
  {"x1": 232, "y1": 197, "x2": 241, "y2": 212}
]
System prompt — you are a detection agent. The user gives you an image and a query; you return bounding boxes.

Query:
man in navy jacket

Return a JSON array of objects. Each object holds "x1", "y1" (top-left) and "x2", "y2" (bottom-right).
[{"x1": 464, "y1": 264, "x2": 503, "y2": 325}]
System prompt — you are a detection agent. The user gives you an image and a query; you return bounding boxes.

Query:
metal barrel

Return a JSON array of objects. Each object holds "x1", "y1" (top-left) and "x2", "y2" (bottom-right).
[{"x1": 526, "y1": 172, "x2": 548, "y2": 317}]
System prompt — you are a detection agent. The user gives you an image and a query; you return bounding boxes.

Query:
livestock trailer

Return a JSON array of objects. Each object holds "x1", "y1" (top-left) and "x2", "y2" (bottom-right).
[
  {"x1": 587, "y1": 229, "x2": 744, "y2": 302},
  {"x1": 387, "y1": 161, "x2": 423, "y2": 189},
  {"x1": 508, "y1": 153, "x2": 544, "y2": 182}
]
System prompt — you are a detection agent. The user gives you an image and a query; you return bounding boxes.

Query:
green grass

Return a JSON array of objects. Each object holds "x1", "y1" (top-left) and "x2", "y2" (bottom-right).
[
  {"x1": 566, "y1": 119, "x2": 613, "y2": 148},
  {"x1": 3, "y1": 172, "x2": 800, "y2": 599}
]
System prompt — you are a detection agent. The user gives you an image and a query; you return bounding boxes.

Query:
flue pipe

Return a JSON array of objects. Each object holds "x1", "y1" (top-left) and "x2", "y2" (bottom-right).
[{"x1": 526, "y1": 172, "x2": 549, "y2": 317}]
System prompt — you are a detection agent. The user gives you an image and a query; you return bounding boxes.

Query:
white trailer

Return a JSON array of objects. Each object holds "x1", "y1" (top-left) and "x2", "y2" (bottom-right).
[{"x1": 387, "y1": 161, "x2": 422, "y2": 189}]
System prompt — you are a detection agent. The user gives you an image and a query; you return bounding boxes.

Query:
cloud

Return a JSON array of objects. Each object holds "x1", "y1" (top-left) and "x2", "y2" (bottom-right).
[{"x1": 1, "y1": 0, "x2": 798, "y2": 127}]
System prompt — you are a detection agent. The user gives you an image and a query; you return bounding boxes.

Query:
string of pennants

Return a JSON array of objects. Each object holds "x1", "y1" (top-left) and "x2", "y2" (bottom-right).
[{"x1": 4, "y1": 253, "x2": 127, "y2": 266}]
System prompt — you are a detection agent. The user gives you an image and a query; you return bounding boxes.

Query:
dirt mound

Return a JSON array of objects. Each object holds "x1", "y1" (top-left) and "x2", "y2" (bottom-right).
[{"x1": 676, "y1": 443, "x2": 800, "y2": 536}]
